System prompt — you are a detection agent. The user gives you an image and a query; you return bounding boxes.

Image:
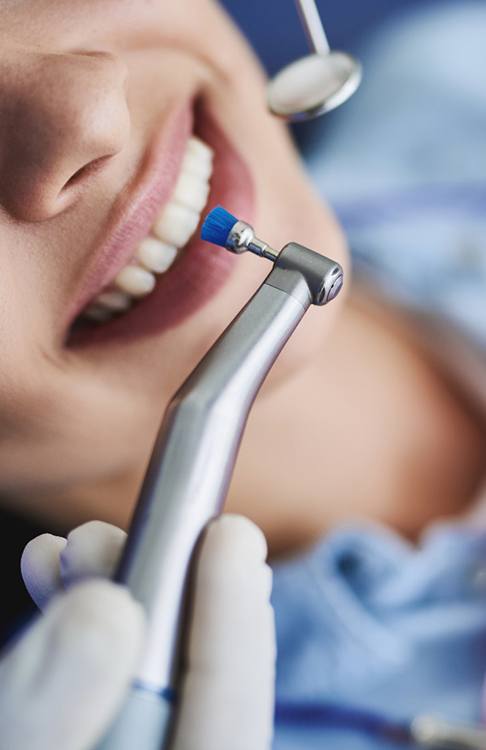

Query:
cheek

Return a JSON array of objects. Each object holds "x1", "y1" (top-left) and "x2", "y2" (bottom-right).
[{"x1": 0, "y1": 236, "x2": 56, "y2": 356}]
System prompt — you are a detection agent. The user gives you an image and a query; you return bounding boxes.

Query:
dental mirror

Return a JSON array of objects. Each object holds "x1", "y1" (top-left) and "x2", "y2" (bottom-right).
[{"x1": 267, "y1": 0, "x2": 362, "y2": 122}]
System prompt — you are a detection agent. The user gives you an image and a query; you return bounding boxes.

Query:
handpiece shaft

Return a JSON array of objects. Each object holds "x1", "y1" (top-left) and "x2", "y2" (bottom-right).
[
  {"x1": 95, "y1": 233, "x2": 343, "y2": 750},
  {"x1": 96, "y1": 267, "x2": 310, "y2": 750},
  {"x1": 118, "y1": 277, "x2": 308, "y2": 691}
]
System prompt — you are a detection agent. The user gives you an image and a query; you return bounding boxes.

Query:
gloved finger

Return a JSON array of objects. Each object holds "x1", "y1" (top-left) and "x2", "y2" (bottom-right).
[
  {"x1": 172, "y1": 514, "x2": 276, "y2": 750},
  {"x1": 60, "y1": 521, "x2": 126, "y2": 587},
  {"x1": 21, "y1": 522, "x2": 127, "y2": 611},
  {"x1": 0, "y1": 580, "x2": 144, "y2": 750},
  {"x1": 21, "y1": 534, "x2": 66, "y2": 611}
]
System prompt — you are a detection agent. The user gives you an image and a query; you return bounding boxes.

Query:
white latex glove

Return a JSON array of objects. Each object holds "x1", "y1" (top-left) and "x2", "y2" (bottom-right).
[{"x1": 0, "y1": 515, "x2": 275, "y2": 750}]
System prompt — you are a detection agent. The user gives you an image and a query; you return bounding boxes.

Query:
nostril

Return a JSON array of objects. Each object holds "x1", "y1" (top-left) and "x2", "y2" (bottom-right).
[
  {"x1": 63, "y1": 166, "x2": 88, "y2": 191},
  {"x1": 62, "y1": 155, "x2": 111, "y2": 192},
  {"x1": 1, "y1": 48, "x2": 129, "y2": 222}
]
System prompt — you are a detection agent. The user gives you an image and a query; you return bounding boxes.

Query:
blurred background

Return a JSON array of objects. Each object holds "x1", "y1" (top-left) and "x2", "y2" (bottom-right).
[{"x1": 222, "y1": 0, "x2": 436, "y2": 75}]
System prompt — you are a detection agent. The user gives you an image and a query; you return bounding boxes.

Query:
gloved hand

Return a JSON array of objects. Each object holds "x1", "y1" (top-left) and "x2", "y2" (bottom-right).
[{"x1": 0, "y1": 515, "x2": 275, "y2": 750}]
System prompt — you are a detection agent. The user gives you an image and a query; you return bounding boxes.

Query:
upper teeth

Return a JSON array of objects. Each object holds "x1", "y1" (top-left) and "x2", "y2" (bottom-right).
[{"x1": 83, "y1": 135, "x2": 214, "y2": 322}]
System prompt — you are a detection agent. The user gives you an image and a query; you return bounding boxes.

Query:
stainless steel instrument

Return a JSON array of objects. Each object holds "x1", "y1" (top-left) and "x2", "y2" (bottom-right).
[
  {"x1": 267, "y1": 0, "x2": 362, "y2": 121},
  {"x1": 96, "y1": 217, "x2": 343, "y2": 750}
]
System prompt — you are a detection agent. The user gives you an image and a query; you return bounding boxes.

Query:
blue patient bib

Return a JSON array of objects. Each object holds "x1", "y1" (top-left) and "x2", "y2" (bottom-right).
[{"x1": 271, "y1": 522, "x2": 486, "y2": 749}]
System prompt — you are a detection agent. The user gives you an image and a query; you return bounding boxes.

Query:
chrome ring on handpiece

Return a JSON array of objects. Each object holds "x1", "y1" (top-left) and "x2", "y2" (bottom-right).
[{"x1": 227, "y1": 221, "x2": 280, "y2": 262}]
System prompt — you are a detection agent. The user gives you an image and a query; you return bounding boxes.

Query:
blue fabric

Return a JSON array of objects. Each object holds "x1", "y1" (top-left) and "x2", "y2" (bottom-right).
[
  {"x1": 272, "y1": 523, "x2": 486, "y2": 749},
  {"x1": 271, "y1": 4, "x2": 486, "y2": 749}
]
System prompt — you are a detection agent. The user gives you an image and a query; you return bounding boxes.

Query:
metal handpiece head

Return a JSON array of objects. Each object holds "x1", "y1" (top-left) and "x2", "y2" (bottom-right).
[
  {"x1": 275, "y1": 242, "x2": 343, "y2": 305},
  {"x1": 201, "y1": 206, "x2": 344, "y2": 306}
]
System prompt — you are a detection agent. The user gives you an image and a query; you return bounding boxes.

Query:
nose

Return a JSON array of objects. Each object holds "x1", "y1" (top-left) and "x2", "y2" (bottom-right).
[{"x1": 0, "y1": 49, "x2": 130, "y2": 222}]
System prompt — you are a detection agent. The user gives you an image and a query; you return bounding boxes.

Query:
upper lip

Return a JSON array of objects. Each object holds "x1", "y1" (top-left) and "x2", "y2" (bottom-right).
[{"x1": 63, "y1": 102, "x2": 193, "y2": 335}]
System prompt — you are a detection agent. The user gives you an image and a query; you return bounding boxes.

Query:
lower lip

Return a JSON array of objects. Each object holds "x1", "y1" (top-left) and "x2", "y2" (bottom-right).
[{"x1": 68, "y1": 108, "x2": 255, "y2": 348}]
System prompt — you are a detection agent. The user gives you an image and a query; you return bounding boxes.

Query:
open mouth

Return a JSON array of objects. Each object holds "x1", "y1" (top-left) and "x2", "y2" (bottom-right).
[
  {"x1": 80, "y1": 135, "x2": 213, "y2": 324},
  {"x1": 65, "y1": 101, "x2": 254, "y2": 348}
]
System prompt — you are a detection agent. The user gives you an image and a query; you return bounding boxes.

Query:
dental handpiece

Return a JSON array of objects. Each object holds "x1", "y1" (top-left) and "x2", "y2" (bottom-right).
[{"x1": 95, "y1": 207, "x2": 343, "y2": 750}]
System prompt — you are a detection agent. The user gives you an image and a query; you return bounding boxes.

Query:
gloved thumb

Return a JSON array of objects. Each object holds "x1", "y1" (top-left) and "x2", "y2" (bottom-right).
[{"x1": 0, "y1": 580, "x2": 145, "y2": 750}]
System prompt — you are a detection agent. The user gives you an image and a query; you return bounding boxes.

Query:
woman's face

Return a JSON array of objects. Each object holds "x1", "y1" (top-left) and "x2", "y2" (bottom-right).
[{"x1": 0, "y1": 0, "x2": 347, "y2": 523}]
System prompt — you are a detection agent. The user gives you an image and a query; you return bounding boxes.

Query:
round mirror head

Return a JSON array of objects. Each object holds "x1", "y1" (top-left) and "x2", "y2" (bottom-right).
[{"x1": 267, "y1": 51, "x2": 362, "y2": 122}]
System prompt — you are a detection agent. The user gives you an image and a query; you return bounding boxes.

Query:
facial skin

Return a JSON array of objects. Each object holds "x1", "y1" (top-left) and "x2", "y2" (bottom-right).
[
  {"x1": 0, "y1": 0, "x2": 347, "y2": 527},
  {"x1": 1, "y1": 1, "x2": 484, "y2": 552}
]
